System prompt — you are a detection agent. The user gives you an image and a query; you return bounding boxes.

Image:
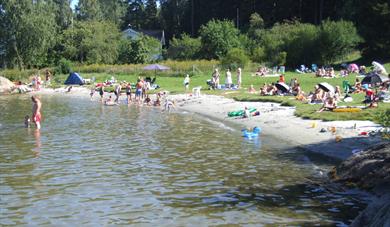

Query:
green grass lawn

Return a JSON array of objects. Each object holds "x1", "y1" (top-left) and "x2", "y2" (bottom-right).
[{"x1": 51, "y1": 65, "x2": 390, "y2": 123}]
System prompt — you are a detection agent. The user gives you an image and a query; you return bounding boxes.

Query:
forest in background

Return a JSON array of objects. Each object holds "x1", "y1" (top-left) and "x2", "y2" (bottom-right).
[{"x1": 0, "y1": 0, "x2": 389, "y2": 70}]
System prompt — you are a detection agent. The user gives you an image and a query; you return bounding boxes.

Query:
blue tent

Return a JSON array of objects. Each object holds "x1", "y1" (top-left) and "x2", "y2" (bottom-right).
[{"x1": 64, "y1": 72, "x2": 84, "y2": 85}]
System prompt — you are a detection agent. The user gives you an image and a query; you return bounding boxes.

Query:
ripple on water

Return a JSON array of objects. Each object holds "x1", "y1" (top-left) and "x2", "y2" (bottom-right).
[{"x1": 0, "y1": 94, "x2": 370, "y2": 226}]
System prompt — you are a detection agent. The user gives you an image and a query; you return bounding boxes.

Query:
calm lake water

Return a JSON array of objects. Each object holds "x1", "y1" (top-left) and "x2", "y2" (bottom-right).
[{"x1": 0, "y1": 94, "x2": 369, "y2": 226}]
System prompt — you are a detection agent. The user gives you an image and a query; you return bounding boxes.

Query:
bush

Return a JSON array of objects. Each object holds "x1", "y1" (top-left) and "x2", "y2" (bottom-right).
[
  {"x1": 55, "y1": 58, "x2": 72, "y2": 74},
  {"x1": 376, "y1": 109, "x2": 390, "y2": 128},
  {"x1": 167, "y1": 34, "x2": 201, "y2": 60},
  {"x1": 255, "y1": 21, "x2": 319, "y2": 66},
  {"x1": 0, "y1": 69, "x2": 38, "y2": 82},
  {"x1": 250, "y1": 47, "x2": 266, "y2": 63},
  {"x1": 221, "y1": 48, "x2": 250, "y2": 69},
  {"x1": 318, "y1": 20, "x2": 361, "y2": 64},
  {"x1": 199, "y1": 20, "x2": 242, "y2": 59}
]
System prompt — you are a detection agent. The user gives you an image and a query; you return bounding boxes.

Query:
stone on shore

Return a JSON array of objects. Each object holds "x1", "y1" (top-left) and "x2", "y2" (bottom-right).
[{"x1": 0, "y1": 76, "x2": 15, "y2": 94}]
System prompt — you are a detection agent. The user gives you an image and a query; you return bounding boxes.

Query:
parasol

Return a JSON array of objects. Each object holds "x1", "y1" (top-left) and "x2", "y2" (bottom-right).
[{"x1": 318, "y1": 82, "x2": 335, "y2": 94}]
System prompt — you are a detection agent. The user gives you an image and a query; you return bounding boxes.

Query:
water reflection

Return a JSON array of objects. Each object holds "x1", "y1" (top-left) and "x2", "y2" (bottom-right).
[{"x1": 32, "y1": 129, "x2": 41, "y2": 157}]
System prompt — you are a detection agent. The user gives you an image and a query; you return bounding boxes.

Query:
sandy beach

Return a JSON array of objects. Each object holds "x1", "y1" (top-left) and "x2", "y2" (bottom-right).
[{"x1": 171, "y1": 94, "x2": 384, "y2": 160}]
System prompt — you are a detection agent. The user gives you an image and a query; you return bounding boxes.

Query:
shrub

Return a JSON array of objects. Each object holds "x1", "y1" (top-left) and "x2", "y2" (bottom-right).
[
  {"x1": 221, "y1": 48, "x2": 250, "y2": 69},
  {"x1": 376, "y1": 109, "x2": 390, "y2": 128},
  {"x1": 167, "y1": 34, "x2": 201, "y2": 60},
  {"x1": 255, "y1": 21, "x2": 319, "y2": 66},
  {"x1": 199, "y1": 20, "x2": 242, "y2": 59},
  {"x1": 55, "y1": 58, "x2": 72, "y2": 74},
  {"x1": 318, "y1": 20, "x2": 361, "y2": 64},
  {"x1": 250, "y1": 47, "x2": 266, "y2": 63}
]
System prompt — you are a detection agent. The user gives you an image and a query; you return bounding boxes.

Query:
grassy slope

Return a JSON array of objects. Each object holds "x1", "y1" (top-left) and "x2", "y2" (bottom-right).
[{"x1": 48, "y1": 62, "x2": 390, "y2": 123}]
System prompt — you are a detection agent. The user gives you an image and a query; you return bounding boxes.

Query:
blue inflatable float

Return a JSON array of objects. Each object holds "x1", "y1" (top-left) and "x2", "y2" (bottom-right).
[{"x1": 242, "y1": 127, "x2": 261, "y2": 138}]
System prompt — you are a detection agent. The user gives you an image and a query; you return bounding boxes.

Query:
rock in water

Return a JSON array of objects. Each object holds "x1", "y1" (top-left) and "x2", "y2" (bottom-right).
[
  {"x1": 329, "y1": 142, "x2": 390, "y2": 226},
  {"x1": 329, "y1": 142, "x2": 390, "y2": 189}
]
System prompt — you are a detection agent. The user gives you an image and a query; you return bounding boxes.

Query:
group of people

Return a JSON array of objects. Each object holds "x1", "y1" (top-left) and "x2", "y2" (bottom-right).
[
  {"x1": 209, "y1": 67, "x2": 242, "y2": 89},
  {"x1": 315, "y1": 67, "x2": 336, "y2": 78},
  {"x1": 254, "y1": 66, "x2": 270, "y2": 76},
  {"x1": 90, "y1": 77, "x2": 174, "y2": 110}
]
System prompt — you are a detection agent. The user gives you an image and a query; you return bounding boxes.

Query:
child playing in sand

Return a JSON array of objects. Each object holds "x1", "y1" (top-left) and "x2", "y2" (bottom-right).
[{"x1": 24, "y1": 115, "x2": 30, "y2": 128}]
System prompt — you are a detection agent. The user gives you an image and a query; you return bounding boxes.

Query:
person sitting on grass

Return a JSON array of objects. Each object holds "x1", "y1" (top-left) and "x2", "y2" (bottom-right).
[
  {"x1": 291, "y1": 83, "x2": 302, "y2": 96},
  {"x1": 260, "y1": 83, "x2": 268, "y2": 96},
  {"x1": 308, "y1": 85, "x2": 324, "y2": 103},
  {"x1": 317, "y1": 97, "x2": 337, "y2": 112},
  {"x1": 248, "y1": 84, "x2": 256, "y2": 94},
  {"x1": 334, "y1": 85, "x2": 342, "y2": 101}
]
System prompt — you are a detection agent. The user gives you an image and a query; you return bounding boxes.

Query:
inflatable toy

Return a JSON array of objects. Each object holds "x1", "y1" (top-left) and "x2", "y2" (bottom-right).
[
  {"x1": 228, "y1": 108, "x2": 256, "y2": 117},
  {"x1": 332, "y1": 107, "x2": 362, "y2": 113},
  {"x1": 242, "y1": 127, "x2": 261, "y2": 138}
]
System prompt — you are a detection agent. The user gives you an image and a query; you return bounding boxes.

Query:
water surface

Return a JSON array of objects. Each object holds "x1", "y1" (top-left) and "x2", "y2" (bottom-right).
[{"x1": 0, "y1": 94, "x2": 368, "y2": 226}]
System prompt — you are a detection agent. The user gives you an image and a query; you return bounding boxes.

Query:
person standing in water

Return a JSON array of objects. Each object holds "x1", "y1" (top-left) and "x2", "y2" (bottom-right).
[
  {"x1": 31, "y1": 96, "x2": 42, "y2": 130},
  {"x1": 114, "y1": 83, "x2": 122, "y2": 103},
  {"x1": 126, "y1": 83, "x2": 132, "y2": 104}
]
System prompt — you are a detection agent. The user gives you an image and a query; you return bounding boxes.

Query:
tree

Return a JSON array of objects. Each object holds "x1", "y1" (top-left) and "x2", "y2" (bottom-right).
[
  {"x1": 343, "y1": 0, "x2": 390, "y2": 58},
  {"x1": 98, "y1": 0, "x2": 127, "y2": 26},
  {"x1": 144, "y1": 0, "x2": 159, "y2": 29},
  {"x1": 166, "y1": 34, "x2": 201, "y2": 60},
  {"x1": 199, "y1": 20, "x2": 242, "y2": 59},
  {"x1": 62, "y1": 20, "x2": 121, "y2": 64},
  {"x1": 76, "y1": 0, "x2": 102, "y2": 21},
  {"x1": 248, "y1": 12, "x2": 264, "y2": 39},
  {"x1": 0, "y1": 0, "x2": 58, "y2": 69},
  {"x1": 318, "y1": 20, "x2": 361, "y2": 64},
  {"x1": 122, "y1": 0, "x2": 145, "y2": 29},
  {"x1": 52, "y1": 0, "x2": 73, "y2": 29}
]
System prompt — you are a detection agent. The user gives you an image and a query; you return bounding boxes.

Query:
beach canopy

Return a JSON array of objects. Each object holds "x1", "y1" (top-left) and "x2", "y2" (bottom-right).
[
  {"x1": 275, "y1": 82, "x2": 290, "y2": 93},
  {"x1": 143, "y1": 64, "x2": 170, "y2": 71},
  {"x1": 362, "y1": 72, "x2": 387, "y2": 85},
  {"x1": 318, "y1": 82, "x2": 335, "y2": 93},
  {"x1": 372, "y1": 61, "x2": 388, "y2": 76},
  {"x1": 64, "y1": 72, "x2": 84, "y2": 85}
]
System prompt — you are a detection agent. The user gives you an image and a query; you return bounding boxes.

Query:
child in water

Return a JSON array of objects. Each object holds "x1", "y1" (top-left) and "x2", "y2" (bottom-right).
[{"x1": 24, "y1": 115, "x2": 31, "y2": 128}]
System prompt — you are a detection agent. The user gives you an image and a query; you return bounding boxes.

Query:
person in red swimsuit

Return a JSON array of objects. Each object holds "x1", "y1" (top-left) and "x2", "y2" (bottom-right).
[{"x1": 31, "y1": 96, "x2": 42, "y2": 130}]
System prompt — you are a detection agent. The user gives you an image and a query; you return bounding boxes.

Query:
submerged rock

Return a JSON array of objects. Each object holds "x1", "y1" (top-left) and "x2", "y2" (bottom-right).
[{"x1": 329, "y1": 142, "x2": 390, "y2": 227}]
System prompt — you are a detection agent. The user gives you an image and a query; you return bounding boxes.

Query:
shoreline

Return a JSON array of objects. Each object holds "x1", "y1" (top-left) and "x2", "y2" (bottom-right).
[
  {"x1": 170, "y1": 94, "x2": 384, "y2": 161},
  {"x1": 24, "y1": 87, "x2": 385, "y2": 161}
]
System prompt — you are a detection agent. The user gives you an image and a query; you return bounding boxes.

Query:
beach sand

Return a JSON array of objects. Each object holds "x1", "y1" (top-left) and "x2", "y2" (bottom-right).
[{"x1": 171, "y1": 94, "x2": 384, "y2": 160}]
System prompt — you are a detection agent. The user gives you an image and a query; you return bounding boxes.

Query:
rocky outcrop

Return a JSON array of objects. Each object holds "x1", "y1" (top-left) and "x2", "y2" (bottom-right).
[
  {"x1": 329, "y1": 142, "x2": 390, "y2": 227},
  {"x1": 350, "y1": 193, "x2": 390, "y2": 227},
  {"x1": 0, "y1": 76, "x2": 15, "y2": 94}
]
